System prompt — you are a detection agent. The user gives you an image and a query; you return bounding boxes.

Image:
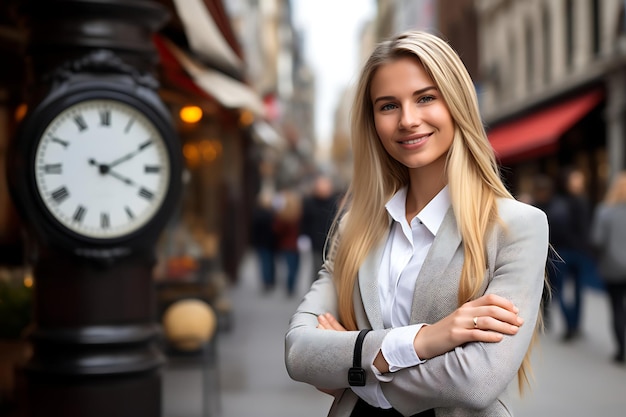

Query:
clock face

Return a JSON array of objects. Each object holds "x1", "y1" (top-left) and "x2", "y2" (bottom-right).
[{"x1": 34, "y1": 98, "x2": 171, "y2": 240}]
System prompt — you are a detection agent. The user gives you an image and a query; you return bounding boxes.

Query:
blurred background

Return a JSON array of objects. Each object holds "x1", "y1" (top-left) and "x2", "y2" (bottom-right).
[{"x1": 1, "y1": 0, "x2": 625, "y2": 416}]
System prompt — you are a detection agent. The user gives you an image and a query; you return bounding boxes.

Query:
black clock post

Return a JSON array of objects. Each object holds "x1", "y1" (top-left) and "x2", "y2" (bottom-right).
[{"x1": 7, "y1": 2, "x2": 181, "y2": 416}]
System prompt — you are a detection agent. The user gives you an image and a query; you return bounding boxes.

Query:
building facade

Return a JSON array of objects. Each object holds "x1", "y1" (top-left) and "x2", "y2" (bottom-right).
[{"x1": 476, "y1": 0, "x2": 626, "y2": 201}]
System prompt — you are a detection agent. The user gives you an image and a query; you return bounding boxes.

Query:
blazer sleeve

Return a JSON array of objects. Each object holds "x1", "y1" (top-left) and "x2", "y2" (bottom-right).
[
  {"x1": 285, "y1": 221, "x2": 390, "y2": 390},
  {"x1": 378, "y1": 201, "x2": 549, "y2": 415},
  {"x1": 284, "y1": 266, "x2": 391, "y2": 389}
]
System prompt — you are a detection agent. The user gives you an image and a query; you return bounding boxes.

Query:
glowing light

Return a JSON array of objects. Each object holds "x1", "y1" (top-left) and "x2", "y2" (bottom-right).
[
  {"x1": 199, "y1": 139, "x2": 222, "y2": 162},
  {"x1": 182, "y1": 143, "x2": 200, "y2": 168},
  {"x1": 15, "y1": 103, "x2": 28, "y2": 122},
  {"x1": 24, "y1": 271, "x2": 34, "y2": 288},
  {"x1": 239, "y1": 109, "x2": 254, "y2": 127},
  {"x1": 179, "y1": 105, "x2": 203, "y2": 123}
]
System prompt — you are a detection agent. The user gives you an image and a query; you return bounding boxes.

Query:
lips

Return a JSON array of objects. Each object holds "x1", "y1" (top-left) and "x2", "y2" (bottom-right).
[{"x1": 398, "y1": 133, "x2": 432, "y2": 145}]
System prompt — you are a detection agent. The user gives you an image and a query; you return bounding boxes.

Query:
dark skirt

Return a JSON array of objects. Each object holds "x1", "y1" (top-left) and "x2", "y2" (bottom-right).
[{"x1": 350, "y1": 398, "x2": 435, "y2": 417}]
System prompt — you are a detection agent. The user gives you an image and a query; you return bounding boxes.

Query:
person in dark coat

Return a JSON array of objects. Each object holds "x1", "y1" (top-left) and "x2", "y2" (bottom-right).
[
  {"x1": 534, "y1": 168, "x2": 594, "y2": 341},
  {"x1": 251, "y1": 192, "x2": 277, "y2": 293},
  {"x1": 300, "y1": 174, "x2": 343, "y2": 282}
]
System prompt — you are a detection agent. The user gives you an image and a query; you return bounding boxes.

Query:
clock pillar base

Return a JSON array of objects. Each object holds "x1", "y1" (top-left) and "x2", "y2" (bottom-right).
[
  {"x1": 19, "y1": 249, "x2": 165, "y2": 417},
  {"x1": 19, "y1": 370, "x2": 161, "y2": 417}
]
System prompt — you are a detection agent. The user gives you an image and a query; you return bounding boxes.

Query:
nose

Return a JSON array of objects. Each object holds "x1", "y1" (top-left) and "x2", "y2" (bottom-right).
[{"x1": 398, "y1": 105, "x2": 421, "y2": 130}]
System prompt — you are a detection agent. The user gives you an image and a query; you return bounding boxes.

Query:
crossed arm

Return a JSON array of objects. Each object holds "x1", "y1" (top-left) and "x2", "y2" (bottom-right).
[
  {"x1": 317, "y1": 293, "x2": 524, "y2": 373},
  {"x1": 285, "y1": 205, "x2": 548, "y2": 413}
]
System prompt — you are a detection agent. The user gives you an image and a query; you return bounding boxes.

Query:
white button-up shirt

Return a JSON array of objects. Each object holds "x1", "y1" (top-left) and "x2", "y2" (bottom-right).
[{"x1": 351, "y1": 185, "x2": 451, "y2": 408}]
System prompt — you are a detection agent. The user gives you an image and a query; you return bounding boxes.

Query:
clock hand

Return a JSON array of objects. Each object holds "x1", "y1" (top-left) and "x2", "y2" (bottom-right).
[
  {"x1": 89, "y1": 159, "x2": 135, "y2": 186},
  {"x1": 89, "y1": 158, "x2": 110, "y2": 175},
  {"x1": 108, "y1": 140, "x2": 153, "y2": 168},
  {"x1": 108, "y1": 169, "x2": 136, "y2": 186}
]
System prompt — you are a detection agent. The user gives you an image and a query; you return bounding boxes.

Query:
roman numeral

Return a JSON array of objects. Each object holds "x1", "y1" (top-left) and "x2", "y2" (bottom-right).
[
  {"x1": 100, "y1": 110, "x2": 111, "y2": 126},
  {"x1": 125, "y1": 206, "x2": 134, "y2": 219},
  {"x1": 50, "y1": 186, "x2": 69, "y2": 203},
  {"x1": 73, "y1": 205, "x2": 86, "y2": 222},
  {"x1": 144, "y1": 165, "x2": 161, "y2": 173},
  {"x1": 74, "y1": 115, "x2": 88, "y2": 131},
  {"x1": 43, "y1": 163, "x2": 62, "y2": 174},
  {"x1": 139, "y1": 140, "x2": 153, "y2": 150},
  {"x1": 51, "y1": 137, "x2": 69, "y2": 147},
  {"x1": 101, "y1": 213, "x2": 110, "y2": 229},
  {"x1": 138, "y1": 188, "x2": 154, "y2": 200},
  {"x1": 124, "y1": 118, "x2": 135, "y2": 133}
]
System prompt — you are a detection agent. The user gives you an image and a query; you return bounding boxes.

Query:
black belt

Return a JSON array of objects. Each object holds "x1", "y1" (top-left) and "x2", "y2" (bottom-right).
[
  {"x1": 348, "y1": 329, "x2": 372, "y2": 386},
  {"x1": 348, "y1": 329, "x2": 435, "y2": 416}
]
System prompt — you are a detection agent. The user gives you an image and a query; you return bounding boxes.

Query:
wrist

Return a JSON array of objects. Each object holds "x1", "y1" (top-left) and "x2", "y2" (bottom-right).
[
  {"x1": 413, "y1": 324, "x2": 433, "y2": 360},
  {"x1": 374, "y1": 350, "x2": 390, "y2": 374}
]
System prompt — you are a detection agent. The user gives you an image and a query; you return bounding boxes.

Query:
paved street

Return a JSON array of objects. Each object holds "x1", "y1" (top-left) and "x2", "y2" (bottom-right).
[{"x1": 163, "y1": 249, "x2": 626, "y2": 417}]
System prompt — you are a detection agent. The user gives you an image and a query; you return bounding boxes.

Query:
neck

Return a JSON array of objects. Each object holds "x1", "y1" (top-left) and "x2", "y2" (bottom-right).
[{"x1": 405, "y1": 164, "x2": 447, "y2": 222}]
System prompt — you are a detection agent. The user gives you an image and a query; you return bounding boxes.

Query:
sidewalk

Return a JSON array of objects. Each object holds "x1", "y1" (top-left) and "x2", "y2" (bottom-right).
[
  {"x1": 163, "y1": 248, "x2": 332, "y2": 417},
  {"x1": 163, "y1": 249, "x2": 626, "y2": 417}
]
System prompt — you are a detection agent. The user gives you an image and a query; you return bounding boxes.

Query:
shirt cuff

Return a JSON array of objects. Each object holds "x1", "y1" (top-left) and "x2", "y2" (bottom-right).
[{"x1": 381, "y1": 324, "x2": 427, "y2": 373}]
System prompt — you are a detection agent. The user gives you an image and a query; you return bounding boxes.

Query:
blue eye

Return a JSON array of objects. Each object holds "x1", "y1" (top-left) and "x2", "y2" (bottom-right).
[
  {"x1": 380, "y1": 103, "x2": 397, "y2": 111},
  {"x1": 418, "y1": 95, "x2": 435, "y2": 103}
]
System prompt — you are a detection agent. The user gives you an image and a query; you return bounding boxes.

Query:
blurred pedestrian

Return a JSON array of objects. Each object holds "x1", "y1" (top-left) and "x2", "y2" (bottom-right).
[
  {"x1": 300, "y1": 174, "x2": 343, "y2": 282},
  {"x1": 273, "y1": 190, "x2": 302, "y2": 297},
  {"x1": 550, "y1": 167, "x2": 595, "y2": 341},
  {"x1": 530, "y1": 174, "x2": 559, "y2": 330},
  {"x1": 251, "y1": 191, "x2": 277, "y2": 293},
  {"x1": 591, "y1": 172, "x2": 626, "y2": 364},
  {"x1": 285, "y1": 31, "x2": 548, "y2": 416}
]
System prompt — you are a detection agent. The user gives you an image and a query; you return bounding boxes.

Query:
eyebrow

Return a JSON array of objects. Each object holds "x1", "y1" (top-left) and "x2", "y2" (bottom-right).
[{"x1": 372, "y1": 86, "x2": 438, "y2": 104}]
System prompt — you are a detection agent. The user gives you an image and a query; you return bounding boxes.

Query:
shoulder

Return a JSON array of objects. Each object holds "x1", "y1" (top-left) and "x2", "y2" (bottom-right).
[
  {"x1": 488, "y1": 199, "x2": 550, "y2": 262},
  {"x1": 495, "y1": 198, "x2": 549, "y2": 236},
  {"x1": 497, "y1": 197, "x2": 547, "y2": 221}
]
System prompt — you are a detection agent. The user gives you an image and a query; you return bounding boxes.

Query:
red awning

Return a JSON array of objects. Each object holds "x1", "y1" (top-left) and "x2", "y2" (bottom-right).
[
  {"x1": 487, "y1": 88, "x2": 604, "y2": 164},
  {"x1": 154, "y1": 34, "x2": 216, "y2": 102},
  {"x1": 154, "y1": 35, "x2": 265, "y2": 117}
]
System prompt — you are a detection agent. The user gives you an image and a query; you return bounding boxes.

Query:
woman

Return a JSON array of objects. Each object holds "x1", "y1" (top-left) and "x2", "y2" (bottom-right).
[
  {"x1": 273, "y1": 189, "x2": 303, "y2": 297},
  {"x1": 591, "y1": 172, "x2": 626, "y2": 364},
  {"x1": 285, "y1": 31, "x2": 548, "y2": 416}
]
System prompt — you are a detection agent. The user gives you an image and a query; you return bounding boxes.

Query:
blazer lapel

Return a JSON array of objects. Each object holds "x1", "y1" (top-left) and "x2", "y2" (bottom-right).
[{"x1": 410, "y1": 207, "x2": 462, "y2": 323}]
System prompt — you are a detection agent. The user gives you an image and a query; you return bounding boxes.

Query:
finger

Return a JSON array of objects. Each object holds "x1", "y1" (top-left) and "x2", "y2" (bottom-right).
[
  {"x1": 317, "y1": 314, "x2": 330, "y2": 330},
  {"x1": 472, "y1": 315, "x2": 520, "y2": 335},
  {"x1": 470, "y1": 330, "x2": 505, "y2": 343},
  {"x1": 322, "y1": 313, "x2": 347, "y2": 331},
  {"x1": 466, "y1": 294, "x2": 519, "y2": 314},
  {"x1": 472, "y1": 305, "x2": 524, "y2": 327}
]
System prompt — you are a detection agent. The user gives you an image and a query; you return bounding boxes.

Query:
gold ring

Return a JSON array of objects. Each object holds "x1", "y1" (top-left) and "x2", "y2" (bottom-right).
[{"x1": 473, "y1": 316, "x2": 478, "y2": 329}]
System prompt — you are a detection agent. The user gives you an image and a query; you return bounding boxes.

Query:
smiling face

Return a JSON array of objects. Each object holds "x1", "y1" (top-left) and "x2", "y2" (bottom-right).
[{"x1": 370, "y1": 56, "x2": 455, "y2": 176}]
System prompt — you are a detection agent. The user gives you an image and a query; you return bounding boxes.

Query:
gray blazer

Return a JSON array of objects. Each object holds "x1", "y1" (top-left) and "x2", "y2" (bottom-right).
[{"x1": 285, "y1": 198, "x2": 549, "y2": 417}]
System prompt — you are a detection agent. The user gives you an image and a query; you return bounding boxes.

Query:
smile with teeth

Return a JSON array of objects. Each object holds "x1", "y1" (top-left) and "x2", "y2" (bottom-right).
[{"x1": 400, "y1": 133, "x2": 431, "y2": 144}]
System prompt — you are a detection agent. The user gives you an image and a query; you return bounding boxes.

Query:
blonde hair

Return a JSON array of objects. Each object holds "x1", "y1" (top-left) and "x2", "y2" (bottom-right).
[
  {"x1": 604, "y1": 172, "x2": 626, "y2": 205},
  {"x1": 328, "y1": 30, "x2": 538, "y2": 393}
]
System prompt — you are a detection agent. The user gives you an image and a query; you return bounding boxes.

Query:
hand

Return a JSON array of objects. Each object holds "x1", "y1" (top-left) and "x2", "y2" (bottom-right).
[
  {"x1": 108, "y1": 169, "x2": 136, "y2": 186},
  {"x1": 317, "y1": 313, "x2": 347, "y2": 331},
  {"x1": 89, "y1": 159, "x2": 136, "y2": 186},
  {"x1": 413, "y1": 293, "x2": 523, "y2": 360},
  {"x1": 108, "y1": 140, "x2": 153, "y2": 168}
]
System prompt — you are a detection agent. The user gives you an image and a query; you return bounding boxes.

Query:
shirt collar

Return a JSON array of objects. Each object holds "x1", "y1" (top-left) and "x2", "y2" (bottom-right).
[{"x1": 385, "y1": 185, "x2": 451, "y2": 235}]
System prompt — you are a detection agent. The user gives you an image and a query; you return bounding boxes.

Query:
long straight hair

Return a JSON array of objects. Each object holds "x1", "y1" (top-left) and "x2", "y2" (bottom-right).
[{"x1": 327, "y1": 31, "x2": 537, "y2": 393}]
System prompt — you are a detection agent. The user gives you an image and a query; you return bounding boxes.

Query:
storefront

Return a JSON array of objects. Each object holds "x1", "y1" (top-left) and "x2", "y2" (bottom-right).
[{"x1": 487, "y1": 86, "x2": 608, "y2": 204}]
